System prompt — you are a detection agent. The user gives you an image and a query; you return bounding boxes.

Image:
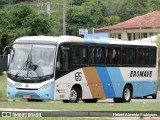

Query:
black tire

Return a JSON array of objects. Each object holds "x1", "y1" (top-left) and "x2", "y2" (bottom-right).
[
  {"x1": 27, "y1": 99, "x2": 43, "y2": 102},
  {"x1": 143, "y1": 96, "x2": 148, "y2": 99},
  {"x1": 62, "y1": 100, "x2": 69, "y2": 103},
  {"x1": 68, "y1": 87, "x2": 80, "y2": 103},
  {"x1": 82, "y1": 99, "x2": 98, "y2": 103},
  {"x1": 113, "y1": 98, "x2": 123, "y2": 103},
  {"x1": 152, "y1": 94, "x2": 157, "y2": 99},
  {"x1": 122, "y1": 85, "x2": 132, "y2": 102}
]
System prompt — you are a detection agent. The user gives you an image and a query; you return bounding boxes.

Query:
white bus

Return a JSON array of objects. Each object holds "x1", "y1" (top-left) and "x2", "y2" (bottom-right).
[{"x1": 6, "y1": 36, "x2": 158, "y2": 103}]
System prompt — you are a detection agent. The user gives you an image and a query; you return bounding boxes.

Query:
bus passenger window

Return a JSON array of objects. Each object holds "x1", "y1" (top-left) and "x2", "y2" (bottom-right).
[
  {"x1": 89, "y1": 46, "x2": 105, "y2": 65},
  {"x1": 114, "y1": 48, "x2": 120, "y2": 64},
  {"x1": 106, "y1": 48, "x2": 112, "y2": 64},
  {"x1": 129, "y1": 48, "x2": 136, "y2": 65},
  {"x1": 143, "y1": 48, "x2": 149, "y2": 65},
  {"x1": 106, "y1": 47, "x2": 120, "y2": 65},
  {"x1": 137, "y1": 48, "x2": 142, "y2": 65},
  {"x1": 137, "y1": 48, "x2": 149, "y2": 66},
  {"x1": 56, "y1": 47, "x2": 69, "y2": 71},
  {"x1": 150, "y1": 48, "x2": 156, "y2": 66},
  {"x1": 62, "y1": 50, "x2": 69, "y2": 71},
  {"x1": 122, "y1": 47, "x2": 129, "y2": 65},
  {"x1": 72, "y1": 46, "x2": 88, "y2": 65}
]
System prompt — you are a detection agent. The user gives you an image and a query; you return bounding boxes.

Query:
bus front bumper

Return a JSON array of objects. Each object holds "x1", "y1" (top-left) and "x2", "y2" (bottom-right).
[{"x1": 7, "y1": 84, "x2": 54, "y2": 100}]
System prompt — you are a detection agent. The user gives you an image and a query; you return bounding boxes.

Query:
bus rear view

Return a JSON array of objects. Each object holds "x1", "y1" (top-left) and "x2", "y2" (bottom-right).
[{"x1": 7, "y1": 36, "x2": 57, "y2": 101}]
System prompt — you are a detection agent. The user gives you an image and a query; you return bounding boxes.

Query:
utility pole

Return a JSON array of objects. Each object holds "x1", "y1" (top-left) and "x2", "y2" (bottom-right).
[{"x1": 63, "y1": 0, "x2": 66, "y2": 35}]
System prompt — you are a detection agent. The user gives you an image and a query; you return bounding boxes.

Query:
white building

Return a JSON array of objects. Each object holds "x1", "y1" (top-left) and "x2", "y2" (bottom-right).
[{"x1": 96, "y1": 11, "x2": 160, "y2": 41}]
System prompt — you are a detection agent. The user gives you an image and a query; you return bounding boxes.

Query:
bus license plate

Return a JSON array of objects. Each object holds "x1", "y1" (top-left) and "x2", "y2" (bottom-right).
[{"x1": 23, "y1": 95, "x2": 31, "y2": 99}]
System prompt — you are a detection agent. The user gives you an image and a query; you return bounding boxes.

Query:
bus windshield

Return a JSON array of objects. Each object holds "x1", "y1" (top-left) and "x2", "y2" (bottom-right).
[{"x1": 8, "y1": 44, "x2": 56, "y2": 78}]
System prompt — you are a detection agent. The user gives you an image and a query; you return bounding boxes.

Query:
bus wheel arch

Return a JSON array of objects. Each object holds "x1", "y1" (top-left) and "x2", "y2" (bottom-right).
[
  {"x1": 113, "y1": 83, "x2": 133, "y2": 103},
  {"x1": 68, "y1": 84, "x2": 82, "y2": 103}
]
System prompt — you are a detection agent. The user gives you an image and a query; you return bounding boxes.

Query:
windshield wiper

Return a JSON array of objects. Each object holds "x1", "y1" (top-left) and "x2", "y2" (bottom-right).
[
  {"x1": 15, "y1": 47, "x2": 40, "y2": 78},
  {"x1": 15, "y1": 54, "x2": 30, "y2": 77}
]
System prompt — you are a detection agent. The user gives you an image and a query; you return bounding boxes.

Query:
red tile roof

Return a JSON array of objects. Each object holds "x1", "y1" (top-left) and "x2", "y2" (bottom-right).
[{"x1": 96, "y1": 11, "x2": 160, "y2": 31}]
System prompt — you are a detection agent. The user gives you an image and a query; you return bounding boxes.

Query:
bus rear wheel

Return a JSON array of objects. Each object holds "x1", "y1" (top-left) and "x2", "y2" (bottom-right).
[
  {"x1": 113, "y1": 85, "x2": 132, "y2": 103},
  {"x1": 152, "y1": 94, "x2": 157, "y2": 99},
  {"x1": 122, "y1": 85, "x2": 132, "y2": 102},
  {"x1": 82, "y1": 99, "x2": 98, "y2": 103}
]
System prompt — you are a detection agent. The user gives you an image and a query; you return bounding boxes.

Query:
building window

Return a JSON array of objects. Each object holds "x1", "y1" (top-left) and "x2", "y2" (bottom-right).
[
  {"x1": 128, "y1": 33, "x2": 132, "y2": 41},
  {"x1": 133, "y1": 33, "x2": 136, "y2": 40},
  {"x1": 118, "y1": 34, "x2": 121, "y2": 39},
  {"x1": 142, "y1": 33, "x2": 147, "y2": 38}
]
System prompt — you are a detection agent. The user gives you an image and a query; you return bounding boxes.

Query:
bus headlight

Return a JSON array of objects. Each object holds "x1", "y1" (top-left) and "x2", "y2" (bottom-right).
[
  {"x1": 40, "y1": 83, "x2": 51, "y2": 89},
  {"x1": 7, "y1": 81, "x2": 14, "y2": 88}
]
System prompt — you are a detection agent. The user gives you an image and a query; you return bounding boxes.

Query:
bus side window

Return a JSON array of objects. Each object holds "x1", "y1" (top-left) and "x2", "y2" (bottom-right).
[
  {"x1": 150, "y1": 48, "x2": 156, "y2": 66},
  {"x1": 107, "y1": 47, "x2": 120, "y2": 65},
  {"x1": 122, "y1": 47, "x2": 129, "y2": 65},
  {"x1": 56, "y1": 47, "x2": 69, "y2": 71},
  {"x1": 137, "y1": 48, "x2": 143, "y2": 65},
  {"x1": 137, "y1": 48, "x2": 149, "y2": 66},
  {"x1": 89, "y1": 46, "x2": 105, "y2": 65},
  {"x1": 143, "y1": 48, "x2": 149, "y2": 65},
  {"x1": 72, "y1": 45, "x2": 88, "y2": 65},
  {"x1": 129, "y1": 48, "x2": 136, "y2": 65},
  {"x1": 106, "y1": 47, "x2": 112, "y2": 64},
  {"x1": 62, "y1": 50, "x2": 69, "y2": 71}
]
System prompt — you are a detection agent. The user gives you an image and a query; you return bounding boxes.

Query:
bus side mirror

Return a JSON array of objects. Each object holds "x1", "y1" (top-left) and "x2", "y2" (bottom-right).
[
  {"x1": 0, "y1": 55, "x2": 8, "y2": 72},
  {"x1": 0, "y1": 46, "x2": 14, "y2": 72},
  {"x1": 3, "y1": 46, "x2": 14, "y2": 54}
]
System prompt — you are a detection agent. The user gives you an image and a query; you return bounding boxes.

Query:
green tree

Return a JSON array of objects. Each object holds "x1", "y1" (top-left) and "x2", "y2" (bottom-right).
[
  {"x1": 104, "y1": 15, "x2": 120, "y2": 26},
  {"x1": 28, "y1": 15, "x2": 51, "y2": 35},
  {"x1": 0, "y1": 3, "x2": 52, "y2": 51},
  {"x1": 117, "y1": 0, "x2": 148, "y2": 21},
  {"x1": 70, "y1": 0, "x2": 86, "y2": 6},
  {"x1": 147, "y1": 0, "x2": 160, "y2": 11},
  {"x1": 67, "y1": 0, "x2": 105, "y2": 35}
]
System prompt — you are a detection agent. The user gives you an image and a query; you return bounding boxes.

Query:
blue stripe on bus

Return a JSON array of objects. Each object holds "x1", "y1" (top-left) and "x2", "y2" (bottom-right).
[
  {"x1": 84, "y1": 39, "x2": 97, "y2": 43},
  {"x1": 96, "y1": 67, "x2": 124, "y2": 98},
  {"x1": 84, "y1": 39, "x2": 109, "y2": 44}
]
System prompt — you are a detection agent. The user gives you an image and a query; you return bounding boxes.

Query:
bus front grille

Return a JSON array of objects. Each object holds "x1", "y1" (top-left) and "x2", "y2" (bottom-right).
[{"x1": 15, "y1": 92, "x2": 40, "y2": 99}]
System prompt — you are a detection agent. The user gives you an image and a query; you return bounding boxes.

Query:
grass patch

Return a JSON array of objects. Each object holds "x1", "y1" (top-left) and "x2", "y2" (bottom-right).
[
  {"x1": 0, "y1": 101, "x2": 159, "y2": 111},
  {"x1": 0, "y1": 73, "x2": 7, "y2": 99},
  {"x1": 158, "y1": 66, "x2": 160, "y2": 91}
]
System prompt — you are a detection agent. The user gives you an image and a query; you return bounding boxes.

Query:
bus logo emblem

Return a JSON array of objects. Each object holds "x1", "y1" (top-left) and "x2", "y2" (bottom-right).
[{"x1": 75, "y1": 72, "x2": 82, "y2": 81}]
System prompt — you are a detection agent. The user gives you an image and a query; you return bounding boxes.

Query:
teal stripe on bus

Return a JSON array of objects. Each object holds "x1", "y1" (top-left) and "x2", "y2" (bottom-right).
[{"x1": 96, "y1": 67, "x2": 124, "y2": 98}]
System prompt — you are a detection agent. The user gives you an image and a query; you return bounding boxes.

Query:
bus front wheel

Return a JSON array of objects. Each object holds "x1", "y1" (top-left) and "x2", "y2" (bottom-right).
[{"x1": 68, "y1": 87, "x2": 80, "y2": 103}]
